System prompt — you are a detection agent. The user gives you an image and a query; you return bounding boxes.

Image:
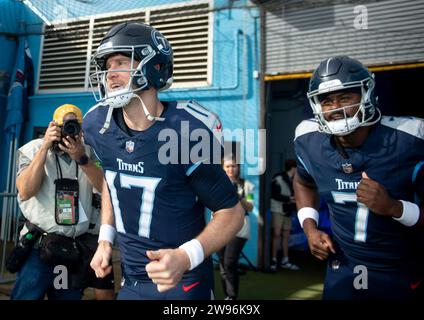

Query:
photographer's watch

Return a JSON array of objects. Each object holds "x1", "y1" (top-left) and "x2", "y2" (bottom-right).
[{"x1": 76, "y1": 154, "x2": 89, "y2": 166}]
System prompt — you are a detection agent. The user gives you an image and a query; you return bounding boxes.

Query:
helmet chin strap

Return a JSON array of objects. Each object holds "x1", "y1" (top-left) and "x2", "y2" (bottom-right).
[
  {"x1": 99, "y1": 90, "x2": 135, "y2": 134},
  {"x1": 99, "y1": 105, "x2": 115, "y2": 134},
  {"x1": 98, "y1": 87, "x2": 165, "y2": 134},
  {"x1": 131, "y1": 93, "x2": 165, "y2": 122}
]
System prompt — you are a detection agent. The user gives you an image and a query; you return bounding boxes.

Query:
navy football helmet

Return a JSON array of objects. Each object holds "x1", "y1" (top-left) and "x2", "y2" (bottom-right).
[
  {"x1": 307, "y1": 56, "x2": 380, "y2": 136},
  {"x1": 89, "y1": 22, "x2": 173, "y2": 109}
]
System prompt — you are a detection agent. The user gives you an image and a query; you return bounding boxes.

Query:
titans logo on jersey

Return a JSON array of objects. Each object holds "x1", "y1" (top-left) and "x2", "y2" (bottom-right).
[
  {"x1": 83, "y1": 100, "x2": 238, "y2": 281},
  {"x1": 294, "y1": 116, "x2": 424, "y2": 271}
]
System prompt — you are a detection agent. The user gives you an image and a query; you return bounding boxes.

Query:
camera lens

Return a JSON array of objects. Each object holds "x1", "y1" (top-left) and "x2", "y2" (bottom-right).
[{"x1": 62, "y1": 119, "x2": 81, "y2": 137}]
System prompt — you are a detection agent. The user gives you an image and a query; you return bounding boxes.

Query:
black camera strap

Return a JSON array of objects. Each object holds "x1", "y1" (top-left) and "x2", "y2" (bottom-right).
[{"x1": 55, "y1": 154, "x2": 78, "y2": 179}]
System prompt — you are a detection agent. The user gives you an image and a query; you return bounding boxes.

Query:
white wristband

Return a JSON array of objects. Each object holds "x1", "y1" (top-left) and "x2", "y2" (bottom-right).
[
  {"x1": 98, "y1": 224, "x2": 116, "y2": 244},
  {"x1": 393, "y1": 200, "x2": 420, "y2": 227},
  {"x1": 179, "y1": 239, "x2": 204, "y2": 270},
  {"x1": 298, "y1": 207, "x2": 319, "y2": 228}
]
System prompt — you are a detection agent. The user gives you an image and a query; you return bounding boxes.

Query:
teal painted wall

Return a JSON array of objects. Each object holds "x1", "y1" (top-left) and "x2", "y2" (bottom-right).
[{"x1": 0, "y1": 0, "x2": 43, "y2": 196}]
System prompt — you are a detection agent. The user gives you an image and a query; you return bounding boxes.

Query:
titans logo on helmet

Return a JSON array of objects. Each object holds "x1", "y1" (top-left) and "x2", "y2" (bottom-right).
[{"x1": 152, "y1": 30, "x2": 171, "y2": 55}]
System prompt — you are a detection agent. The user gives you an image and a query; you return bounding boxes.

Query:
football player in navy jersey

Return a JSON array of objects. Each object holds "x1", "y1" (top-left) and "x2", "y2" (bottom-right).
[
  {"x1": 293, "y1": 56, "x2": 424, "y2": 299},
  {"x1": 83, "y1": 22, "x2": 244, "y2": 300}
]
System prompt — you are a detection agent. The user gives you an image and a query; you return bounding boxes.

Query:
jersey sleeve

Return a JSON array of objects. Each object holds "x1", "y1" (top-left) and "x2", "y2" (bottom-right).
[
  {"x1": 294, "y1": 141, "x2": 316, "y2": 184},
  {"x1": 188, "y1": 163, "x2": 239, "y2": 212},
  {"x1": 412, "y1": 118, "x2": 424, "y2": 204},
  {"x1": 177, "y1": 100, "x2": 224, "y2": 175},
  {"x1": 171, "y1": 100, "x2": 236, "y2": 211},
  {"x1": 82, "y1": 114, "x2": 96, "y2": 149},
  {"x1": 82, "y1": 106, "x2": 103, "y2": 163},
  {"x1": 293, "y1": 120, "x2": 319, "y2": 185},
  {"x1": 413, "y1": 161, "x2": 424, "y2": 204}
]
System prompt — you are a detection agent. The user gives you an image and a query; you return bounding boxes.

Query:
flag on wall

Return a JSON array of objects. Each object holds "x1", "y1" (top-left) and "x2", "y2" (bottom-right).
[
  {"x1": 1, "y1": 38, "x2": 34, "y2": 243},
  {"x1": 4, "y1": 38, "x2": 34, "y2": 143}
]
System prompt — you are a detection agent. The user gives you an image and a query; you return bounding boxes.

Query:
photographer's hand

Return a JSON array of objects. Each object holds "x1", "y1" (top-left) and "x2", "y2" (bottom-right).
[
  {"x1": 60, "y1": 134, "x2": 104, "y2": 190},
  {"x1": 58, "y1": 134, "x2": 86, "y2": 161},
  {"x1": 42, "y1": 121, "x2": 61, "y2": 150}
]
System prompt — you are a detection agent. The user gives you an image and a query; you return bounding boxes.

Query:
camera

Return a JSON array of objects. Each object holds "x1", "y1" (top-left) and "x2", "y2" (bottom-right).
[
  {"x1": 61, "y1": 119, "x2": 81, "y2": 137},
  {"x1": 52, "y1": 119, "x2": 82, "y2": 153}
]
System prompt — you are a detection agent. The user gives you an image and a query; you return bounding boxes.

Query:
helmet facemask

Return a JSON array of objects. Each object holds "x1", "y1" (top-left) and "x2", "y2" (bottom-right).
[
  {"x1": 89, "y1": 44, "x2": 156, "y2": 109},
  {"x1": 308, "y1": 77, "x2": 380, "y2": 136}
]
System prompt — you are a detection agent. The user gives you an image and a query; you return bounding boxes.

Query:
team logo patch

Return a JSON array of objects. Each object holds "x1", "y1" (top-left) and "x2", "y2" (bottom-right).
[
  {"x1": 331, "y1": 259, "x2": 340, "y2": 271},
  {"x1": 126, "y1": 140, "x2": 135, "y2": 153},
  {"x1": 151, "y1": 30, "x2": 171, "y2": 55},
  {"x1": 342, "y1": 163, "x2": 353, "y2": 173}
]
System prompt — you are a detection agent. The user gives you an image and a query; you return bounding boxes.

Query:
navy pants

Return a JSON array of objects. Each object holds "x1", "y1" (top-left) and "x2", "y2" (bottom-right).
[
  {"x1": 118, "y1": 259, "x2": 214, "y2": 300},
  {"x1": 118, "y1": 277, "x2": 213, "y2": 300},
  {"x1": 323, "y1": 253, "x2": 420, "y2": 300}
]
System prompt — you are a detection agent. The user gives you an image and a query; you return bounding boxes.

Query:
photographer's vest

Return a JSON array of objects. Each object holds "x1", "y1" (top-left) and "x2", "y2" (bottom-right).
[{"x1": 17, "y1": 138, "x2": 94, "y2": 238}]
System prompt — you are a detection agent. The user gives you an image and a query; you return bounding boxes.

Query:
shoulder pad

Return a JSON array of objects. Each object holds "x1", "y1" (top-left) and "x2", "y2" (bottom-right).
[
  {"x1": 381, "y1": 116, "x2": 424, "y2": 140},
  {"x1": 177, "y1": 100, "x2": 223, "y2": 145},
  {"x1": 294, "y1": 119, "x2": 319, "y2": 141}
]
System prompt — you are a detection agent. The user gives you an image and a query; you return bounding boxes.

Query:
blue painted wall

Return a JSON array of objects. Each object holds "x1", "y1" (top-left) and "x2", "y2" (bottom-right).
[
  {"x1": 2, "y1": 0, "x2": 261, "y2": 266},
  {"x1": 0, "y1": 0, "x2": 24, "y2": 198},
  {"x1": 0, "y1": 0, "x2": 43, "y2": 198},
  {"x1": 0, "y1": 35, "x2": 17, "y2": 196}
]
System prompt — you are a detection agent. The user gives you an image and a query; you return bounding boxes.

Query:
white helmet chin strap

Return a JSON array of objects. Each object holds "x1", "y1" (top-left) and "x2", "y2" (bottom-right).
[
  {"x1": 99, "y1": 87, "x2": 134, "y2": 134},
  {"x1": 99, "y1": 106, "x2": 115, "y2": 134},
  {"x1": 132, "y1": 93, "x2": 165, "y2": 122},
  {"x1": 99, "y1": 92, "x2": 165, "y2": 134}
]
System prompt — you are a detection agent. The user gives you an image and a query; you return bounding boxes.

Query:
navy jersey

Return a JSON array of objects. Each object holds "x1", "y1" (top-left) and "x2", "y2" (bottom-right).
[
  {"x1": 83, "y1": 100, "x2": 238, "y2": 281},
  {"x1": 294, "y1": 116, "x2": 424, "y2": 271}
]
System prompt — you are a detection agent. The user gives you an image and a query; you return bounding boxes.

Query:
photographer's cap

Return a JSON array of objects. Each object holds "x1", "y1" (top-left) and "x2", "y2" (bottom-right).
[{"x1": 53, "y1": 104, "x2": 83, "y2": 125}]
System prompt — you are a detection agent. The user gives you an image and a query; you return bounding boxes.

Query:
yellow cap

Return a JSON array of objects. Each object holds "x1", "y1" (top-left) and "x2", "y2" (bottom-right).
[{"x1": 53, "y1": 104, "x2": 83, "y2": 125}]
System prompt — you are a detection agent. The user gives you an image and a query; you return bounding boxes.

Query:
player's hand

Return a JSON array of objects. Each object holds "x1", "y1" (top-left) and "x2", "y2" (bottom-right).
[
  {"x1": 305, "y1": 228, "x2": 336, "y2": 260},
  {"x1": 41, "y1": 121, "x2": 61, "y2": 149},
  {"x1": 357, "y1": 172, "x2": 402, "y2": 217},
  {"x1": 59, "y1": 133, "x2": 86, "y2": 161},
  {"x1": 145, "y1": 248, "x2": 191, "y2": 292},
  {"x1": 90, "y1": 240, "x2": 113, "y2": 278}
]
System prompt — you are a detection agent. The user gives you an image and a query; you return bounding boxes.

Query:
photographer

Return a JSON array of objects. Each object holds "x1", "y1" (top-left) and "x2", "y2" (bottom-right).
[
  {"x1": 270, "y1": 159, "x2": 300, "y2": 271},
  {"x1": 10, "y1": 104, "x2": 103, "y2": 300}
]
